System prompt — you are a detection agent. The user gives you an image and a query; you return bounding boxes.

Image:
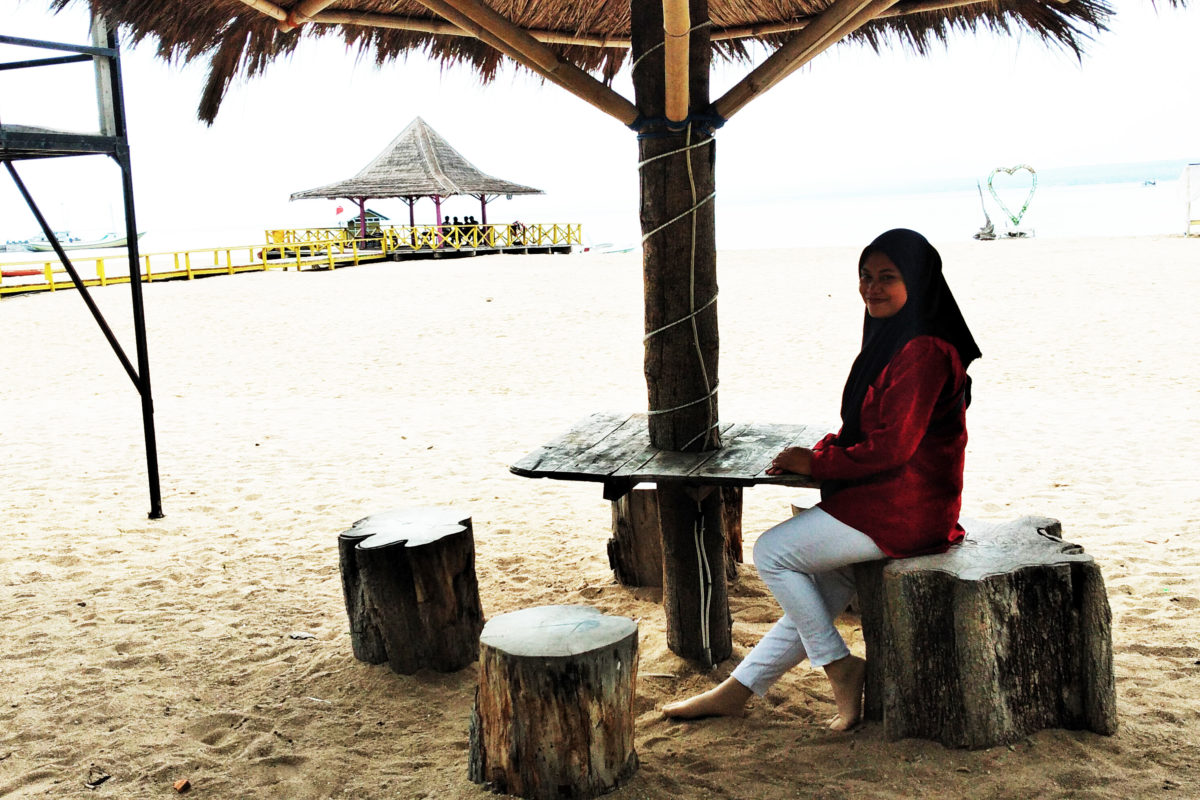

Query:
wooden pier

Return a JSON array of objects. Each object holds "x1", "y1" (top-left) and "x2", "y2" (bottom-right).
[{"x1": 0, "y1": 223, "x2": 581, "y2": 297}]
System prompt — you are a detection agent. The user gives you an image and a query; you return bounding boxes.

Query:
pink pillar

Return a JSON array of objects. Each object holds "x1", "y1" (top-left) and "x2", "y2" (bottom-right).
[
  {"x1": 434, "y1": 196, "x2": 443, "y2": 247},
  {"x1": 357, "y1": 197, "x2": 368, "y2": 240},
  {"x1": 479, "y1": 194, "x2": 488, "y2": 225},
  {"x1": 407, "y1": 197, "x2": 416, "y2": 228}
]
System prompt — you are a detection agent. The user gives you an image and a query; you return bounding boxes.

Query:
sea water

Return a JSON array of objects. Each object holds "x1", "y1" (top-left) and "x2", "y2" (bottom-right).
[
  {"x1": 581, "y1": 159, "x2": 1196, "y2": 251},
  {"x1": 718, "y1": 160, "x2": 1193, "y2": 249},
  {"x1": 4, "y1": 161, "x2": 1194, "y2": 263}
]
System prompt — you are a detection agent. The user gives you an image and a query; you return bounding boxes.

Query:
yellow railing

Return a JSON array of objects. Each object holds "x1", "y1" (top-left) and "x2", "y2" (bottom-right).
[
  {"x1": 374, "y1": 222, "x2": 581, "y2": 251},
  {"x1": 1, "y1": 223, "x2": 581, "y2": 297},
  {"x1": 265, "y1": 227, "x2": 352, "y2": 246}
]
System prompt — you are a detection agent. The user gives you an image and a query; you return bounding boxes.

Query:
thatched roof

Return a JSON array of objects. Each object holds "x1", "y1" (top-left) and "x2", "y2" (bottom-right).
[
  {"x1": 59, "y1": 0, "x2": 1133, "y2": 124},
  {"x1": 289, "y1": 117, "x2": 543, "y2": 202}
]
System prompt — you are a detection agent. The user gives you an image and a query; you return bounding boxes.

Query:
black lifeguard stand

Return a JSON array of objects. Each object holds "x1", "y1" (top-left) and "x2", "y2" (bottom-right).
[{"x1": 1, "y1": 16, "x2": 162, "y2": 518}]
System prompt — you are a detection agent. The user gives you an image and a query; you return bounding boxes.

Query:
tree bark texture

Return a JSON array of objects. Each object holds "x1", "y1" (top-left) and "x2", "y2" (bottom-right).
[
  {"x1": 720, "y1": 486, "x2": 743, "y2": 576},
  {"x1": 632, "y1": 0, "x2": 719, "y2": 452},
  {"x1": 608, "y1": 483, "x2": 742, "y2": 588},
  {"x1": 338, "y1": 507, "x2": 484, "y2": 675},
  {"x1": 468, "y1": 605, "x2": 639, "y2": 800},
  {"x1": 658, "y1": 484, "x2": 732, "y2": 665},
  {"x1": 853, "y1": 516, "x2": 1116, "y2": 749},
  {"x1": 608, "y1": 483, "x2": 664, "y2": 587}
]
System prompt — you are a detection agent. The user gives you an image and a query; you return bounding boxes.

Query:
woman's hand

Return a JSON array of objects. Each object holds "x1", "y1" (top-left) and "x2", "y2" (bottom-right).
[{"x1": 766, "y1": 446, "x2": 814, "y2": 476}]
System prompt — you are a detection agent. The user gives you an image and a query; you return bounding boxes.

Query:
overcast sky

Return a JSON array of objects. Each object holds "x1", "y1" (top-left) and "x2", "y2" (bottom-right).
[{"x1": 2, "y1": 0, "x2": 1198, "y2": 247}]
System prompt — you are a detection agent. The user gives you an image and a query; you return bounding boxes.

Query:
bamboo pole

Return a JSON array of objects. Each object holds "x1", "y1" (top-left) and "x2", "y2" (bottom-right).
[
  {"x1": 323, "y1": 0, "x2": 994, "y2": 48},
  {"x1": 312, "y1": 10, "x2": 629, "y2": 46},
  {"x1": 662, "y1": 0, "x2": 691, "y2": 123},
  {"x1": 246, "y1": 0, "x2": 1010, "y2": 47},
  {"x1": 714, "y1": 0, "x2": 898, "y2": 120},
  {"x1": 410, "y1": 0, "x2": 638, "y2": 125},
  {"x1": 713, "y1": 0, "x2": 993, "y2": 40},
  {"x1": 232, "y1": 0, "x2": 287, "y2": 22},
  {"x1": 278, "y1": 0, "x2": 340, "y2": 31}
]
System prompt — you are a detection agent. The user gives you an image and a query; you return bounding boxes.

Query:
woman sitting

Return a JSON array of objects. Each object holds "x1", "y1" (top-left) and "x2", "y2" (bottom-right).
[{"x1": 663, "y1": 228, "x2": 981, "y2": 730}]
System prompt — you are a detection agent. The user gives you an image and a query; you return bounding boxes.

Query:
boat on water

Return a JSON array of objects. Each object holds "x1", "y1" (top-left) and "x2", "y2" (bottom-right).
[{"x1": 19, "y1": 231, "x2": 146, "y2": 252}]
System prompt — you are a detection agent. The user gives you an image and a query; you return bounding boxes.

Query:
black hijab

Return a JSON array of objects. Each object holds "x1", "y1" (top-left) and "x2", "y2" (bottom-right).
[{"x1": 835, "y1": 228, "x2": 981, "y2": 447}]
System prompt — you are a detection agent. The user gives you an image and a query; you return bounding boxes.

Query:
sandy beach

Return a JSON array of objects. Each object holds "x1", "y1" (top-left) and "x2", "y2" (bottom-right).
[{"x1": 1, "y1": 234, "x2": 1197, "y2": 799}]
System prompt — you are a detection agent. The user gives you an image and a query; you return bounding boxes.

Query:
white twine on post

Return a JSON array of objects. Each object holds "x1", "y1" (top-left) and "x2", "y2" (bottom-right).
[
  {"x1": 629, "y1": 20, "x2": 714, "y2": 73},
  {"x1": 637, "y1": 123, "x2": 720, "y2": 453},
  {"x1": 693, "y1": 499, "x2": 714, "y2": 666}
]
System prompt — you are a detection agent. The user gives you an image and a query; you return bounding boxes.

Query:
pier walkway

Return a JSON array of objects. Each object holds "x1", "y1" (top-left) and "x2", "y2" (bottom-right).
[{"x1": 1, "y1": 222, "x2": 581, "y2": 298}]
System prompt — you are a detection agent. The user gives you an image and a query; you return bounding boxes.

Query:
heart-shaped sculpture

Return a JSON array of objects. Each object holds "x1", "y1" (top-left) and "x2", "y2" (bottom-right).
[{"x1": 987, "y1": 164, "x2": 1038, "y2": 226}]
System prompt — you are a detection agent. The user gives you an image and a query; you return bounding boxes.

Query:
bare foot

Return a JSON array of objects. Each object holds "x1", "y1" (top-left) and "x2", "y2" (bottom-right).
[
  {"x1": 823, "y1": 654, "x2": 866, "y2": 731},
  {"x1": 662, "y1": 677, "x2": 753, "y2": 720}
]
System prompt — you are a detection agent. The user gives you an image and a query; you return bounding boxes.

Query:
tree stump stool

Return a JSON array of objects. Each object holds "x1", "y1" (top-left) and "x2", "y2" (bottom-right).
[
  {"x1": 853, "y1": 515, "x2": 1117, "y2": 749},
  {"x1": 338, "y1": 507, "x2": 484, "y2": 675},
  {"x1": 468, "y1": 605, "x2": 639, "y2": 800},
  {"x1": 607, "y1": 483, "x2": 742, "y2": 588}
]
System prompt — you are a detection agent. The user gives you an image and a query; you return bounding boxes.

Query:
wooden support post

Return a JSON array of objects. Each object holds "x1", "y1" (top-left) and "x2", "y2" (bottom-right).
[
  {"x1": 610, "y1": 483, "x2": 742, "y2": 589},
  {"x1": 632, "y1": 1, "x2": 728, "y2": 663},
  {"x1": 658, "y1": 484, "x2": 731, "y2": 665},
  {"x1": 853, "y1": 516, "x2": 1117, "y2": 749},
  {"x1": 720, "y1": 486, "x2": 743, "y2": 574},
  {"x1": 338, "y1": 507, "x2": 484, "y2": 675},
  {"x1": 468, "y1": 605, "x2": 639, "y2": 799},
  {"x1": 633, "y1": 0, "x2": 719, "y2": 452},
  {"x1": 609, "y1": 483, "x2": 664, "y2": 587}
]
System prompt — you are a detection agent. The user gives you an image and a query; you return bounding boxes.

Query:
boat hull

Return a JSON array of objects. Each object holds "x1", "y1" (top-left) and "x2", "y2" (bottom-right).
[{"x1": 23, "y1": 232, "x2": 145, "y2": 252}]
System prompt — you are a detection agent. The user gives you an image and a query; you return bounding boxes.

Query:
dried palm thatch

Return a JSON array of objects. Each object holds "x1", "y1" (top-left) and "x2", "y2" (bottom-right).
[
  {"x1": 289, "y1": 116, "x2": 542, "y2": 202},
  {"x1": 56, "y1": 0, "x2": 1131, "y2": 124}
]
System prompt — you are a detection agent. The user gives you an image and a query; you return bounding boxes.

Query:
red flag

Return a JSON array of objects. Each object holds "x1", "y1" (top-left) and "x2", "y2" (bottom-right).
[{"x1": 335, "y1": 205, "x2": 345, "y2": 215}]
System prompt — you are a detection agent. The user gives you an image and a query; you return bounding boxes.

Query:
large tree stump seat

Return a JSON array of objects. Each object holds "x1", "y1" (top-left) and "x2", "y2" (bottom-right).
[
  {"x1": 852, "y1": 515, "x2": 1117, "y2": 749},
  {"x1": 468, "y1": 605, "x2": 639, "y2": 800},
  {"x1": 337, "y1": 507, "x2": 484, "y2": 675}
]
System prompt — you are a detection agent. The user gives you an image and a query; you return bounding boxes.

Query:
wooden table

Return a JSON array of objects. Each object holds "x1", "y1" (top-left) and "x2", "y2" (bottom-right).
[
  {"x1": 510, "y1": 411, "x2": 824, "y2": 493},
  {"x1": 510, "y1": 411, "x2": 827, "y2": 664}
]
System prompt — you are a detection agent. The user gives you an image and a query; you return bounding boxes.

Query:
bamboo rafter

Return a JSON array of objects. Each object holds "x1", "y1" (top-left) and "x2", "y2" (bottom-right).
[
  {"x1": 663, "y1": 0, "x2": 691, "y2": 122},
  {"x1": 232, "y1": 0, "x2": 1008, "y2": 48},
  {"x1": 228, "y1": 0, "x2": 1067, "y2": 126},
  {"x1": 411, "y1": 0, "x2": 639, "y2": 124},
  {"x1": 714, "y1": 0, "x2": 899, "y2": 120},
  {"x1": 278, "y1": 0, "x2": 340, "y2": 31},
  {"x1": 312, "y1": 9, "x2": 630, "y2": 45},
  {"x1": 235, "y1": 0, "x2": 287, "y2": 21}
]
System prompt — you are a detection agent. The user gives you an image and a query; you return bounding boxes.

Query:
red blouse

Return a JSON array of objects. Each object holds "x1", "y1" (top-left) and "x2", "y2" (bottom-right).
[{"x1": 810, "y1": 335, "x2": 967, "y2": 558}]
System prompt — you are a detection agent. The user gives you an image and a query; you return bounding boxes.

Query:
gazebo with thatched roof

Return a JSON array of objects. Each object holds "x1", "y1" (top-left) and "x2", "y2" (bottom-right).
[
  {"x1": 77, "y1": 0, "x2": 1155, "y2": 665},
  {"x1": 290, "y1": 115, "x2": 543, "y2": 240}
]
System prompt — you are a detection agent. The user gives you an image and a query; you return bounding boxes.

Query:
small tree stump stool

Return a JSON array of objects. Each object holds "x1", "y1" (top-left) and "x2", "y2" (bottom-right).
[
  {"x1": 468, "y1": 605, "x2": 639, "y2": 800},
  {"x1": 338, "y1": 507, "x2": 484, "y2": 675},
  {"x1": 853, "y1": 515, "x2": 1117, "y2": 749},
  {"x1": 607, "y1": 483, "x2": 743, "y2": 588}
]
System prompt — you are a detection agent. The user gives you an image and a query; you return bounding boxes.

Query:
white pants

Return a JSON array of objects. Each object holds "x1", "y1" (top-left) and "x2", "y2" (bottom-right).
[{"x1": 731, "y1": 506, "x2": 886, "y2": 696}]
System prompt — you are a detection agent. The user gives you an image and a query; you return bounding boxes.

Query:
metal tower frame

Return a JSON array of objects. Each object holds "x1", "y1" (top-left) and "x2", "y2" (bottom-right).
[{"x1": 1, "y1": 16, "x2": 163, "y2": 519}]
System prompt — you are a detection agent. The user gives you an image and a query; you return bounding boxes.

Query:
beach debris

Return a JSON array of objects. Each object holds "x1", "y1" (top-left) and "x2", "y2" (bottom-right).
[
  {"x1": 173, "y1": 777, "x2": 192, "y2": 793},
  {"x1": 288, "y1": 631, "x2": 317, "y2": 640},
  {"x1": 85, "y1": 766, "x2": 111, "y2": 789},
  {"x1": 305, "y1": 696, "x2": 332, "y2": 704}
]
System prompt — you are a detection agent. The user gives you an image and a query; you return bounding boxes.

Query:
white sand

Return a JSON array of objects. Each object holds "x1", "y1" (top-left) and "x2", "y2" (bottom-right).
[{"x1": 1, "y1": 235, "x2": 1198, "y2": 798}]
